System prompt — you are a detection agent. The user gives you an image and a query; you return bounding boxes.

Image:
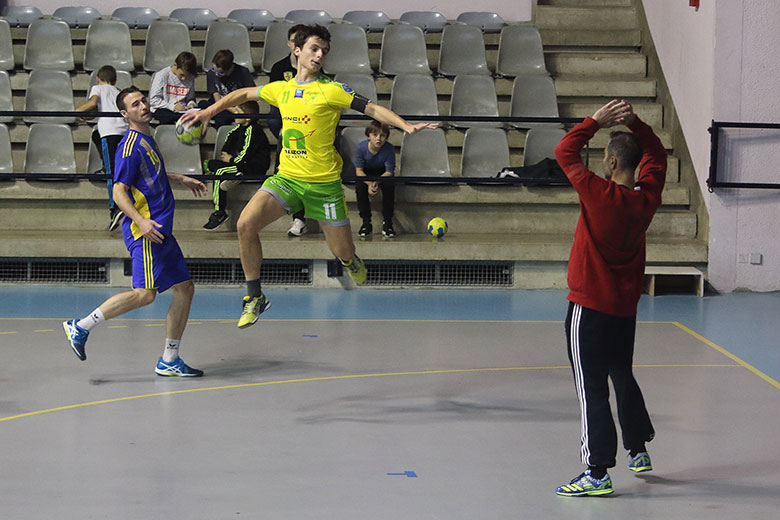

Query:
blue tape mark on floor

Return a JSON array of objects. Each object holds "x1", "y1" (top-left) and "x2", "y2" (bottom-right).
[
  {"x1": 387, "y1": 471, "x2": 418, "y2": 478},
  {"x1": 303, "y1": 334, "x2": 318, "y2": 338}
]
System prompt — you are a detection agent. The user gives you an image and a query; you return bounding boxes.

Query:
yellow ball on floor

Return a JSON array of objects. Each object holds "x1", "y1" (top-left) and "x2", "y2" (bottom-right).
[{"x1": 427, "y1": 217, "x2": 448, "y2": 238}]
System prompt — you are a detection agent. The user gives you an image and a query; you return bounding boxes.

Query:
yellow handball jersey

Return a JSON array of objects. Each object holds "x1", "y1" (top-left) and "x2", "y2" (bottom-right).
[{"x1": 258, "y1": 76, "x2": 357, "y2": 183}]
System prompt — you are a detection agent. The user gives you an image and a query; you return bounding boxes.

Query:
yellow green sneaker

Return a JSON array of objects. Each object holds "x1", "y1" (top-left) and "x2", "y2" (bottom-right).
[
  {"x1": 238, "y1": 293, "x2": 271, "y2": 329},
  {"x1": 556, "y1": 469, "x2": 614, "y2": 497},
  {"x1": 628, "y1": 452, "x2": 652, "y2": 473},
  {"x1": 341, "y1": 254, "x2": 367, "y2": 284}
]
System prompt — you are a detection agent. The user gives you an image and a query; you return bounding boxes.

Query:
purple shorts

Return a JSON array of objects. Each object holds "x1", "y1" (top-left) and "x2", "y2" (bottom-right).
[{"x1": 128, "y1": 235, "x2": 190, "y2": 293}]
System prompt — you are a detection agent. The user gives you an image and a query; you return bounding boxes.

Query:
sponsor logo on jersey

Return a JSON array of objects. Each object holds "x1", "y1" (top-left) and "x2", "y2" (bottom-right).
[
  {"x1": 341, "y1": 83, "x2": 354, "y2": 94},
  {"x1": 294, "y1": 88, "x2": 304, "y2": 98},
  {"x1": 283, "y1": 115, "x2": 310, "y2": 124},
  {"x1": 283, "y1": 71, "x2": 294, "y2": 81}
]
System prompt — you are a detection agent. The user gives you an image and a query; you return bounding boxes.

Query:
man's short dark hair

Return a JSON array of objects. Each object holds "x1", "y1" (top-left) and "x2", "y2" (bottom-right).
[
  {"x1": 607, "y1": 131, "x2": 643, "y2": 172},
  {"x1": 174, "y1": 51, "x2": 197, "y2": 76},
  {"x1": 293, "y1": 24, "x2": 331, "y2": 50},
  {"x1": 116, "y1": 86, "x2": 141, "y2": 112},
  {"x1": 365, "y1": 120, "x2": 390, "y2": 138},
  {"x1": 96, "y1": 65, "x2": 117, "y2": 85},
  {"x1": 288, "y1": 24, "x2": 308, "y2": 39},
  {"x1": 212, "y1": 49, "x2": 234, "y2": 70}
]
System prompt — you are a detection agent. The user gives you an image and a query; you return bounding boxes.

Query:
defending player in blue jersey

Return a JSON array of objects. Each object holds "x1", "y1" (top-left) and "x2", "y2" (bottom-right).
[{"x1": 62, "y1": 86, "x2": 208, "y2": 377}]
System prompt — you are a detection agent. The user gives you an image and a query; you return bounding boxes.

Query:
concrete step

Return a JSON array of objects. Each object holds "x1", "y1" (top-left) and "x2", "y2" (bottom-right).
[
  {"x1": 535, "y1": 6, "x2": 639, "y2": 31},
  {"x1": 554, "y1": 76, "x2": 656, "y2": 98},
  {"x1": 545, "y1": 50, "x2": 647, "y2": 77},
  {"x1": 0, "y1": 229, "x2": 709, "y2": 264},
  {"x1": 560, "y1": 101, "x2": 662, "y2": 128},
  {"x1": 542, "y1": 0, "x2": 634, "y2": 6},
  {"x1": 540, "y1": 29, "x2": 641, "y2": 47}
]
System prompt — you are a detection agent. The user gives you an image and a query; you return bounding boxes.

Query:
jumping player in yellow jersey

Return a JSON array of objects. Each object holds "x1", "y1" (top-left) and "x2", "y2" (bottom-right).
[{"x1": 180, "y1": 25, "x2": 437, "y2": 329}]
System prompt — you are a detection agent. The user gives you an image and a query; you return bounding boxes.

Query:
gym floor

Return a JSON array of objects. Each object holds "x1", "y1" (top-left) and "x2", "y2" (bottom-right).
[{"x1": 1, "y1": 286, "x2": 779, "y2": 519}]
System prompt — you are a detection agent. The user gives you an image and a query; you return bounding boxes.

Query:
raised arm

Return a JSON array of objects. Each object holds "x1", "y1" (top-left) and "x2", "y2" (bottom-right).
[
  {"x1": 364, "y1": 102, "x2": 438, "y2": 135},
  {"x1": 178, "y1": 86, "x2": 259, "y2": 128}
]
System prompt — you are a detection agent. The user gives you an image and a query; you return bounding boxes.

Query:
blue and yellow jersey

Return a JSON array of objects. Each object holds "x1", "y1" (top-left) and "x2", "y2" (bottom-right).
[
  {"x1": 258, "y1": 76, "x2": 357, "y2": 183},
  {"x1": 113, "y1": 129, "x2": 175, "y2": 248}
]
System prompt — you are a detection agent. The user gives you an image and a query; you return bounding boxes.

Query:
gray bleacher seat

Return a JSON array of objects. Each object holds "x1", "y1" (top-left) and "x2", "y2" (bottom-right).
[
  {"x1": 169, "y1": 8, "x2": 217, "y2": 30},
  {"x1": 399, "y1": 11, "x2": 448, "y2": 33},
  {"x1": 322, "y1": 23, "x2": 371, "y2": 75},
  {"x1": 438, "y1": 23, "x2": 490, "y2": 76},
  {"x1": 88, "y1": 69, "x2": 132, "y2": 91},
  {"x1": 204, "y1": 19, "x2": 254, "y2": 73},
  {"x1": 111, "y1": 7, "x2": 160, "y2": 30},
  {"x1": 522, "y1": 126, "x2": 567, "y2": 166},
  {"x1": 390, "y1": 74, "x2": 438, "y2": 118},
  {"x1": 284, "y1": 10, "x2": 333, "y2": 26},
  {"x1": 24, "y1": 123, "x2": 76, "y2": 174},
  {"x1": 378, "y1": 24, "x2": 430, "y2": 76},
  {"x1": 213, "y1": 125, "x2": 234, "y2": 158},
  {"x1": 338, "y1": 126, "x2": 367, "y2": 178},
  {"x1": 496, "y1": 24, "x2": 548, "y2": 77},
  {"x1": 0, "y1": 71, "x2": 11, "y2": 123},
  {"x1": 334, "y1": 73, "x2": 378, "y2": 126},
  {"x1": 86, "y1": 136, "x2": 103, "y2": 173},
  {"x1": 24, "y1": 69, "x2": 75, "y2": 124},
  {"x1": 399, "y1": 129, "x2": 450, "y2": 178},
  {"x1": 143, "y1": 19, "x2": 191, "y2": 73},
  {"x1": 449, "y1": 74, "x2": 500, "y2": 128},
  {"x1": 0, "y1": 19, "x2": 13, "y2": 70},
  {"x1": 509, "y1": 75, "x2": 561, "y2": 129},
  {"x1": 0, "y1": 123, "x2": 12, "y2": 173},
  {"x1": 154, "y1": 125, "x2": 203, "y2": 175},
  {"x1": 83, "y1": 18, "x2": 134, "y2": 72},
  {"x1": 261, "y1": 21, "x2": 293, "y2": 74},
  {"x1": 341, "y1": 11, "x2": 391, "y2": 33},
  {"x1": 52, "y1": 6, "x2": 101, "y2": 29},
  {"x1": 227, "y1": 9, "x2": 275, "y2": 31},
  {"x1": 456, "y1": 12, "x2": 505, "y2": 33},
  {"x1": 1, "y1": 6, "x2": 43, "y2": 28},
  {"x1": 461, "y1": 128, "x2": 510, "y2": 178},
  {"x1": 23, "y1": 18, "x2": 74, "y2": 71}
]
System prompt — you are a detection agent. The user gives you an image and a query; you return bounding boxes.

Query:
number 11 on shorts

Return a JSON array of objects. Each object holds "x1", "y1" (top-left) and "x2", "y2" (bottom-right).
[{"x1": 323, "y1": 202, "x2": 337, "y2": 220}]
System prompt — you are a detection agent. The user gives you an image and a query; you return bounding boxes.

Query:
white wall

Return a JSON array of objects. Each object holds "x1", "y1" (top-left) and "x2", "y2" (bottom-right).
[
  {"x1": 643, "y1": 0, "x2": 780, "y2": 292},
  {"x1": 20, "y1": 1, "x2": 533, "y2": 21}
]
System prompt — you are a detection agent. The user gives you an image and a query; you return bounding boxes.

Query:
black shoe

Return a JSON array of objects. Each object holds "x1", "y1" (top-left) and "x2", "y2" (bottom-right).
[
  {"x1": 108, "y1": 208, "x2": 124, "y2": 231},
  {"x1": 203, "y1": 210, "x2": 228, "y2": 230},
  {"x1": 382, "y1": 221, "x2": 396, "y2": 238},
  {"x1": 358, "y1": 222, "x2": 372, "y2": 237}
]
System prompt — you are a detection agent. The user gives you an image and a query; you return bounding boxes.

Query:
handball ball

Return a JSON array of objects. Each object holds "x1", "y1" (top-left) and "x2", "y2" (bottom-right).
[
  {"x1": 427, "y1": 217, "x2": 448, "y2": 238},
  {"x1": 175, "y1": 118, "x2": 203, "y2": 145}
]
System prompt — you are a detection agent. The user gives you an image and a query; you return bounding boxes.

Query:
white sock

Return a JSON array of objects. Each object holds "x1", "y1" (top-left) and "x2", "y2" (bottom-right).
[
  {"x1": 77, "y1": 308, "x2": 105, "y2": 331},
  {"x1": 162, "y1": 338, "x2": 180, "y2": 363}
]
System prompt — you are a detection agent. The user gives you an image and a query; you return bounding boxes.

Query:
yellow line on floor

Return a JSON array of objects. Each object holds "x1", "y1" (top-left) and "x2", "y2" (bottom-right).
[
  {"x1": 0, "y1": 331, "x2": 17, "y2": 335},
  {"x1": 34, "y1": 329, "x2": 54, "y2": 333},
  {"x1": 673, "y1": 321, "x2": 780, "y2": 391},
  {"x1": 0, "y1": 364, "x2": 746, "y2": 424}
]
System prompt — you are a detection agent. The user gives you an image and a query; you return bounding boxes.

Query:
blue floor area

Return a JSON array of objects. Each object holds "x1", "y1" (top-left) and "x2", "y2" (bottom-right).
[{"x1": 3, "y1": 285, "x2": 780, "y2": 386}]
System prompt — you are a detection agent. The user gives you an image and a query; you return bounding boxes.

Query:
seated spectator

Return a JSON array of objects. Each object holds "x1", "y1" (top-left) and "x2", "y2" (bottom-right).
[
  {"x1": 203, "y1": 101, "x2": 271, "y2": 230},
  {"x1": 355, "y1": 121, "x2": 397, "y2": 238},
  {"x1": 149, "y1": 51, "x2": 197, "y2": 124},
  {"x1": 76, "y1": 65, "x2": 129, "y2": 231},
  {"x1": 267, "y1": 24, "x2": 309, "y2": 237},
  {"x1": 199, "y1": 49, "x2": 256, "y2": 128}
]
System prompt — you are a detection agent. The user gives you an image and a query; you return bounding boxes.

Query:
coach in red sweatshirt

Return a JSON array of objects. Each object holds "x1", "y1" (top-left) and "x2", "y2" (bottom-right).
[{"x1": 553, "y1": 100, "x2": 666, "y2": 497}]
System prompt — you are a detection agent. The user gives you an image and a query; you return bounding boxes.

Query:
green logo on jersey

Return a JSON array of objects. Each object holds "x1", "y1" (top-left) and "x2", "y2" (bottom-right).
[{"x1": 283, "y1": 129, "x2": 307, "y2": 150}]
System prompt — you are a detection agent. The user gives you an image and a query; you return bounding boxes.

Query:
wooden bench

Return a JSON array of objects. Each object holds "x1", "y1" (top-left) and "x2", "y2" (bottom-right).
[{"x1": 644, "y1": 265, "x2": 704, "y2": 297}]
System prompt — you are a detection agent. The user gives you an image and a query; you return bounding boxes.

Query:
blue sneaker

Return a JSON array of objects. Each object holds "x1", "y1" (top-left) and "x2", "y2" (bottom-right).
[
  {"x1": 154, "y1": 357, "x2": 204, "y2": 377},
  {"x1": 556, "y1": 469, "x2": 614, "y2": 497},
  {"x1": 628, "y1": 452, "x2": 653, "y2": 473},
  {"x1": 62, "y1": 319, "x2": 89, "y2": 361}
]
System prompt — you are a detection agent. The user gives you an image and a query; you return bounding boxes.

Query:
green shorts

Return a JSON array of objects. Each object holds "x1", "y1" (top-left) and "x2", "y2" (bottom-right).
[{"x1": 260, "y1": 174, "x2": 349, "y2": 225}]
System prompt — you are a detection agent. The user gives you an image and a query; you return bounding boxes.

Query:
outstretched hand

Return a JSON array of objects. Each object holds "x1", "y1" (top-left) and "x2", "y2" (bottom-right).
[
  {"x1": 406, "y1": 122, "x2": 439, "y2": 134},
  {"x1": 592, "y1": 100, "x2": 634, "y2": 128},
  {"x1": 178, "y1": 109, "x2": 211, "y2": 131}
]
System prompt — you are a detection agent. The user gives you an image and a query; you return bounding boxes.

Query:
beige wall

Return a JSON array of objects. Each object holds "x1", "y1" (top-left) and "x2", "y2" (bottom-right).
[{"x1": 643, "y1": 0, "x2": 780, "y2": 292}]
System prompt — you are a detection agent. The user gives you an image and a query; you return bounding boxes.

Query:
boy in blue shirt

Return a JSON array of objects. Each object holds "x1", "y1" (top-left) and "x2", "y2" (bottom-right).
[{"x1": 355, "y1": 121, "x2": 397, "y2": 237}]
